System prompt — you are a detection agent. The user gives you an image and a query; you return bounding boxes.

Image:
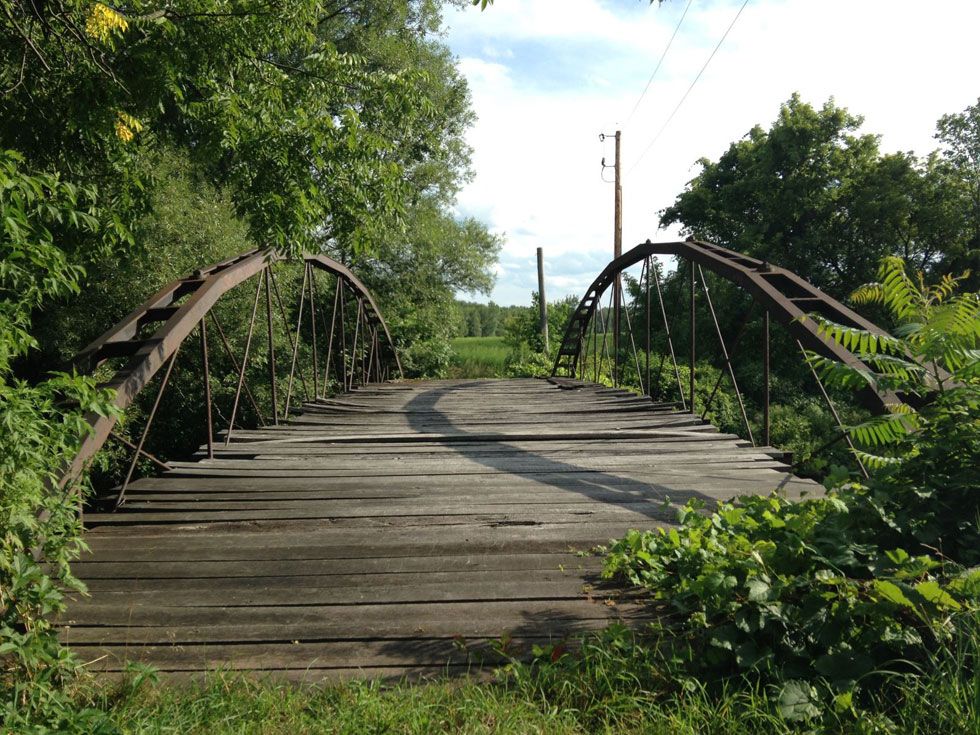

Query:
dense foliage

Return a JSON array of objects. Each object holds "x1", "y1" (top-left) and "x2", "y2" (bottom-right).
[
  {"x1": 0, "y1": 151, "x2": 118, "y2": 731},
  {"x1": 1, "y1": 1, "x2": 496, "y2": 730},
  {"x1": 661, "y1": 95, "x2": 980, "y2": 297},
  {"x1": 601, "y1": 259, "x2": 980, "y2": 727}
]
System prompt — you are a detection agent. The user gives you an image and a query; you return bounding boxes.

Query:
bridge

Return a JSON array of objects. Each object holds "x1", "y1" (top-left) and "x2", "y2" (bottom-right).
[{"x1": 58, "y1": 240, "x2": 889, "y2": 679}]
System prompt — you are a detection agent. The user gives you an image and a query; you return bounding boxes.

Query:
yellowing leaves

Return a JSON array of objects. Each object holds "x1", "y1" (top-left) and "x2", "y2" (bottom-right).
[
  {"x1": 114, "y1": 112, "x2": 143, "y2": 143},
  {"x1": 85, "y1": 3, "x2": 128, "y2": 43}
]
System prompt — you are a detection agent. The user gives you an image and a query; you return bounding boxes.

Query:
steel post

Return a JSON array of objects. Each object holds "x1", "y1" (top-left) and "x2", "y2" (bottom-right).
[
  {"x1": 763, "y1": 310, "x2": 770, "y2": 447},
  {"x1": 264, "y1": 268, "x2": 278, "y2": 425},
  {"x1": 225, "y1": 276, "x2": 264, "y2": 445},
  {"x1": 199, "y1": 318, "x2": 214, "y2": 459}
]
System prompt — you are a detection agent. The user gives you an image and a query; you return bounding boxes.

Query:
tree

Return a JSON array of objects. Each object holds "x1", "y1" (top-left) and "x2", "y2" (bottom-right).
[
  {"x1": 934, "y1": 98, "x2": 980, "y2": 284},
  {"x1": 348, "y1": 195, "x2": 500, "y2": 377},
  {"x1": 0, "y1": 150, "x2": 118, "y2": 729},
  {"x1": 662, "y1": 95, "x2": 940, "y2": 298},
  {"x1": 0, "y1": 1, "x2": 470, "y2": 259},
  {"x1": 8, "y1": 1, "x2": 498, "y2": 384}
]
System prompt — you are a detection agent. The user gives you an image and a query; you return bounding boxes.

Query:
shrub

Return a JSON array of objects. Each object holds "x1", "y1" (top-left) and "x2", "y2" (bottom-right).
[
  {"x1": 1, "y1": 151, "x2": 117, "y2": 731},
  {"x1": 601, "y1": 258, "x2": 980, "y2": 725}
]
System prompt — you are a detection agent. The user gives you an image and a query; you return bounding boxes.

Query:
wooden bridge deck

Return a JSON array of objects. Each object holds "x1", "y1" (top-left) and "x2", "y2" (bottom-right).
[{"x1": 63, "y1": 378, "x2": 817, "y2": 680}]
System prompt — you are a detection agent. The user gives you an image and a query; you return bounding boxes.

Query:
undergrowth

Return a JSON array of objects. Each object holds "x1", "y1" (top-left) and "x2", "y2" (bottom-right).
[
  {"x1": 599, "y1": 259, "x2": 980, "y2": 728},
  {"x1": 80, "y1": 620, "x2": 979, "y2": 734}
]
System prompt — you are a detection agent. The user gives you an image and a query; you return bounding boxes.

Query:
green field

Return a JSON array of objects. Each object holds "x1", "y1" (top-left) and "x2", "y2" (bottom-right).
[{"x1": 449, "y1": 336, "x2": 509, "y2": 377}]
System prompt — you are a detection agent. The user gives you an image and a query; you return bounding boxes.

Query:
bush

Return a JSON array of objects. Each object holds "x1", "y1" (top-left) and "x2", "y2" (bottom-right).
[
  {"x1": 1, "y1": 151, "x2": 117, "y2": 731},
  {"x1": 600, "y1": 258, "x2": 980, "y2": 726}
]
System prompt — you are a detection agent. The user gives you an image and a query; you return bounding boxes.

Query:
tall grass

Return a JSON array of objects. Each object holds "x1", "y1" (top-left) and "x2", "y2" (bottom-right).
[
  {"x1": 87, "y1": 617, "x2": 979, "y2": 734},
  {"x1": 449, "y1": 336, "x2": 509, "y2": 378}
]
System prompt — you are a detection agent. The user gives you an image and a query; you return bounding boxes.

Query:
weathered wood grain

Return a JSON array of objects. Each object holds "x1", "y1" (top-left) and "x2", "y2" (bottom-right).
[{"x1": 66, "y1": 378, "x2": 817, "y2": 678}]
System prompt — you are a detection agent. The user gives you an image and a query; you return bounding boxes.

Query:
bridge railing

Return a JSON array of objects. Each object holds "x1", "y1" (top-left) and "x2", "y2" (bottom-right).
[
  {"x1": 551, "y1": 238, "x2": 905, "y2": 477},
  {"x1": 62, "y1": 248, "x2": 402, "y2": 507}
]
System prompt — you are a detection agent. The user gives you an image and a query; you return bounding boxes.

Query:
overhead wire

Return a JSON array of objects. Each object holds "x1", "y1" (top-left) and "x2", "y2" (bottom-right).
[
  {"x1": 626, "y1": 0, "x2": 750, "y2": 177},
  {"x1": 623, "y1": 0, "x2": 695, "y2": 126}
]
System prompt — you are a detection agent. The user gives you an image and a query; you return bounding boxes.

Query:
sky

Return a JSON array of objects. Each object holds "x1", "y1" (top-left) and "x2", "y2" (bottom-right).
[{"x1": 442, "y1": 0, "x2": 980, "y2": 306}]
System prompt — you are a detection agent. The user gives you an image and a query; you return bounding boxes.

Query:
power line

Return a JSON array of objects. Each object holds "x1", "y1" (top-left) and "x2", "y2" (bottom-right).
[
  {"x1": 623, "y1": 0, "x2": 694, "y2": 126},
  {"x1": 626, "y1": 0, "x2": 750, "y2": 177}
]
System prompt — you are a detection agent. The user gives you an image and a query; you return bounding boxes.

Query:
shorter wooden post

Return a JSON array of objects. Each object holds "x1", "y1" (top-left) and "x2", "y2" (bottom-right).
[{"x1": 536, "y1": 247, "x2": 549, "y2": 353}]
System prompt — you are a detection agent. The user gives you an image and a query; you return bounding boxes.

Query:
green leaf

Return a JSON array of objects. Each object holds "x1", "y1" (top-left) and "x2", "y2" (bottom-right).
[
  {"x1": 874, "y1": 580, "x2": 916, "y2": 608},
  {"x1": 777, "y1": 680, "x2": 822, "y2": 722},
  {"x1": 833, "y1": 691, "x2": 854, "y2": 713},
  {"x1": 913, "y1": 580, "x2": 961, "y2": 610},
  {"x1": 746, "y1": 578, "x2": 770, "y2": 602}
]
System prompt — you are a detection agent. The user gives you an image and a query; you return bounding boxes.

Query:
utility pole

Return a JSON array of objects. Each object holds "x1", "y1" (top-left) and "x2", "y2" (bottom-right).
[
  {"x1": 600, "y1": 130, "x2": 623, "y2": 386},
  {"x1": 536, "y1": 247, "x2": 549, "y2": 353},
  {"x1": 612, "y1": 130, "x2": 623, "y2": 386}
]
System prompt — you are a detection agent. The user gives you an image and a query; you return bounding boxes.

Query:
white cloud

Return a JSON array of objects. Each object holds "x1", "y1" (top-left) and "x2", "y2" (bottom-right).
[{"x1": 446, "y1": 0, "x2": 980, "y2": 305}]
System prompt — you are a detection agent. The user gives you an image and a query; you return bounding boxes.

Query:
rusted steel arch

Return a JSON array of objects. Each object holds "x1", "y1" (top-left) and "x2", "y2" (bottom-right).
[
  {"x1": 551, "y1": 238, "x2": 895, "y2": 413},
  {"x1": 305, "y1": 253, "x2": 402, "y2": 377},
  {"x1": 65, "y1": 248, "x2": 402, "y2": 485}
]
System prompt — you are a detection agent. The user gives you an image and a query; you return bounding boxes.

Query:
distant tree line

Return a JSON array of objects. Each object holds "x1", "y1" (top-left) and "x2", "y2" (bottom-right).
[{"x1": 454, "y1": 301, "x2": 525, "y2": 337}]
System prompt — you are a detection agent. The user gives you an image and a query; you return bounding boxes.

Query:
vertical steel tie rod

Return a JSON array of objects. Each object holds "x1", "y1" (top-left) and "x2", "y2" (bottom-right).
[
  {"x1": 763, "y1": 310, "x2": 771, "y2": 447},
  {"x1": 644, "y1": 258, "x2": 651, "y2": 397},
  {"x1": 199, "y1": 318, "x2": 214, "y2": 459},
  {"x1": 652, "y1": 259, "x2": 686, "y2": 410},
  {"x1": 264, "y1": 268, "x2": 279, "y2": 425},
  {"x1": 689, "y1": 263, "x2": 696, "y2": 413},
  {"x1": 116, "y1": 343, "x2": 182, "y2": 508},
  {"x1": 323, "y1": 276, "x2": 341, "y2": 392},
  {"x1": 621, "y1": 288, "x2": 643, "y2": 393},
  {"x1": 339, "y1": 283, "x2": 348, "y2": 392},
  {"x1": 284, "y1": 262, "x2": 309, "y2": 417},
  {"x1": 309, "y1": 265, "x2": 319, "y2": 399},
  {"x1": 225, "y1": 276, "x2": 264, "y2": 446},
  {"x1": 697, "y1": 265, "x2": 755, "y2": 445},
  {"x1": 349, "y1": 298, "x2": 362, "y2": 391}
]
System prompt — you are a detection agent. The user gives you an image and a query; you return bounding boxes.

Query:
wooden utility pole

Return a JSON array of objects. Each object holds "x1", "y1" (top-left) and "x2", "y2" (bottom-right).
[
  {"x1": 536, "y1": 247, "x2": 549, "y2": 353},
  {"x1": 612, "y1": 130, "x2": 623, "y2": 386}
]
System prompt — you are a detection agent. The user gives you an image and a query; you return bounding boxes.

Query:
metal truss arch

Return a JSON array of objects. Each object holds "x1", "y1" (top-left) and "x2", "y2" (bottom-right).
[
  {"x1": 551, "y1": 238, "x2": 895, "y2": 414},
  {"x1": 65, "y1": 248, "x2": 402, "y2": 486}
]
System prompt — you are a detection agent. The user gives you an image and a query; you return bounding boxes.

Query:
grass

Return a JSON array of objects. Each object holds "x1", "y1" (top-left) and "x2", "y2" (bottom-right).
[
  {"x1": 449, "y1": 336, "x2": 510, "y2": 378},
  {"x1": 77, "y1": 620, "x2": 979, "y2": 735},
  {"x1": 91, "y1": 672, "x2": 803, "y2": 735}
]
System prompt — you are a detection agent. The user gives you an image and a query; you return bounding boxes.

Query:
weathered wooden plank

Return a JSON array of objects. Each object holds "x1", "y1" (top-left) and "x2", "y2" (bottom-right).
[
  {"x1": 84, "y1": 506, "x2": 680, "y2": 526},
  {"x1": 61, "y1": 599, "x2": 639, "y2": 630},
  {"x1": 63, "y1": 618, "x2": 624, "y2": 646},
  {"x1": 67, "y1": 578, "x2": 610, "y2": 607},
  {"x1": 79, "y1": 522, "x2": 662, "y2": 556},
  {"x1": 65, "y1": 377, "x2": 819, "y2": 677},
  {"x1": 70, "y1": 552, "x2": 594, "y2": 579},
  {"x1": 113, "y1": 472, "x2": 813, "y2": 500},
  {"x1": 73, "y1": 637, "x2": 577, "y2": 672}
]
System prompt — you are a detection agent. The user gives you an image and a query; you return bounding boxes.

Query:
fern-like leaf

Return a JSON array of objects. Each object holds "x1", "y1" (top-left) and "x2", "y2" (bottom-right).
[
  {"x1": 806, "y1": 353, "x2": 875, "y2": 390},
  {"x1": 851, "y1": 448, "x2": 905, "y2": 470},
  {"x1": 812, "y1": 317, "x2": 904, "y2": 356},
  {"x1": 847, "y1": 410, "x2": 919, "y2": 448},
  {"x1": 878, "y1": 257, "x2": 923, "y2": 321},
  {"x1": 851, "y1": 282, "x2": 884, "y2": 305},
  {"x1": 862, "y1": 354, "x2": 925, "y2": 382}
]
